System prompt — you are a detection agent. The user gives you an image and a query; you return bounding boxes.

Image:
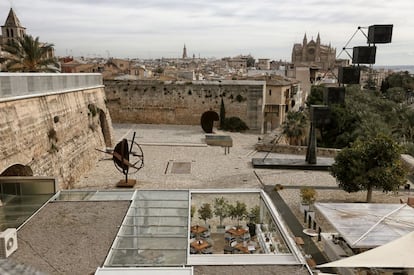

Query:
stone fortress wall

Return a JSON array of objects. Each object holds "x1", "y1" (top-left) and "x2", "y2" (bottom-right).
[
  {"x1": 0, "y1": 73, "x2": 113, "y2": 189},
  {"x1": 104, "y1": 80, "x2": 265, "y2": 131}
]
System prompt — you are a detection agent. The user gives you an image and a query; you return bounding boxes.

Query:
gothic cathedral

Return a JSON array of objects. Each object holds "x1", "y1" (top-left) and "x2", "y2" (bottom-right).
[{"x1": 291, "y1": 33, "x2": 336, "y2": 70}]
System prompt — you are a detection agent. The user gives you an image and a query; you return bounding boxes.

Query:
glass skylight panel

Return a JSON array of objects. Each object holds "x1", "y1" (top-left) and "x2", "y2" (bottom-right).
[{"x1": 105, "y1": 190, "x2": 189, "y2": 267}]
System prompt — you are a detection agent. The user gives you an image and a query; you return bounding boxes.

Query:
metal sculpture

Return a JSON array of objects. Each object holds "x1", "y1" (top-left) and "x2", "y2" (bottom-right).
[
  {"x1": 200, "y1": 110, "x2": 219, "y2": 133},
  {"x1": 97, "y1": 132, "x2": 144, "y2": 187}
]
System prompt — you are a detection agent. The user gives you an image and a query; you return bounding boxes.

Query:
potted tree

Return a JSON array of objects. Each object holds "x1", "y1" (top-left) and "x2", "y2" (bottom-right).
[
  {"x1": 228, "y1": 201, "x2": 248, "y2": 227},
  {"x1": 213, "y1": 197, "x2": 230, "y2": 232},
  {"x1": 198, "y1": 203, "x2": 213, "y2": 226},
  {"x1": 247, "y1": 205, "x2": 260, "y2": 237},
  {"x1": 300, "y1": 187, "x2": 316, "y2": 213}
]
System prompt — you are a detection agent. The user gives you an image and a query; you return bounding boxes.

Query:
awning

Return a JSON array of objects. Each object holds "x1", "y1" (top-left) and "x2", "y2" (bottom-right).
[
  {"x1": 317, "y1": 231, "x2": 414, "y2": 268},
  {"x1": 314, "y1": 203, "x2": 414, "y2": 249}
]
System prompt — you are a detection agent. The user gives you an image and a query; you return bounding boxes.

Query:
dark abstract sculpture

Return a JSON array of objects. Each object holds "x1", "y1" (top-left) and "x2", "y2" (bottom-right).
[
  {"x1": 97, "y1": 132, "x2": 144, "y2": 187},
  {"x1": 200, "y1": 110, "x2": 219, "y2": 133}
]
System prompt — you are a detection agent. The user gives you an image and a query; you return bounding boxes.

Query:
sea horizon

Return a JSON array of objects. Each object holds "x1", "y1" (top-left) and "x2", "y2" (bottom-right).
[{"x1": 374, "y1": 65, "x2": 414, "y2": 74}]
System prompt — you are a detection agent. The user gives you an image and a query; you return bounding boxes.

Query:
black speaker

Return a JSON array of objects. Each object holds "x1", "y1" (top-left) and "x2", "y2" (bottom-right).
[
  {"x1": 338, "y1": 67, "x2": 360, "y2": 84},
  {"x1": 352, "y1": 46, "x2": 376, "y2": 64},
  {"x1": 368, "y1": 24, "x2": 393, "y2": 44},
  {"x1": 310, "y1": 105, "x2": 330, "y2": 126},
  {"x1": 324, "y1": 87, "x2": 345, "y2": 105}
]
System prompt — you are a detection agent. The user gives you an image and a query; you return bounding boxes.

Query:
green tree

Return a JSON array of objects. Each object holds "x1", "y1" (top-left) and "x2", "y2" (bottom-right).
[
  {"x1": 198, "y1": 203, "x2": 213, "y2": 224},
  {"x1": 228, "y1": 201, "x2": 248, "y2": 226},
  {"x1": 306, "y1": 85, "x2": 325, "y2": 106},
  {"x1": 330, "y1": 134, "x2": 406, "y2": 202},
  {"x1": 2, "y1": 34, "x2": 59, "y2": 72},
  {"x1": 282, "y1": 111, "x2": 308, "y2": 145},
  {"x1": 384, "y1": 87, "x2": 406, "y2": 103},
  {"x1": 213, "y1": 197, "x2": 230, "y2": 227},
  {"x1": 219, "y1": 98, "x2": 226, "y2": 129},
  {"x1": 246, "y1": 55, "x2": 255, "y2": 67},
  {"x1": 249, "y1": 205, "x2": 260, "y2": 224}
]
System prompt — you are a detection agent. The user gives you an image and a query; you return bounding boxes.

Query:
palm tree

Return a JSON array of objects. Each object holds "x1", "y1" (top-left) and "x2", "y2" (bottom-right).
[
  {"x1": 1, "y1": 34, "x2": 59, "y2": 72},
  {"x1": 282, "y1": 111, "x2": 308, "y2": 145}
]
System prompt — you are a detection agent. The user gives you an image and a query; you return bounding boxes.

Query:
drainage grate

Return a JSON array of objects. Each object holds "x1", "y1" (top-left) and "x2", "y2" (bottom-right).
[{"x1": 171, "y1": 162, "x2": 191, "y2": 174}]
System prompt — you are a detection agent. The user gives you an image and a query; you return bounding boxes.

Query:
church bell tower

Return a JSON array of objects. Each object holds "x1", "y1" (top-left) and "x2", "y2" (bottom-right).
[{"x1": 1, "y1": 8, "x2": 26, "y2": 44}]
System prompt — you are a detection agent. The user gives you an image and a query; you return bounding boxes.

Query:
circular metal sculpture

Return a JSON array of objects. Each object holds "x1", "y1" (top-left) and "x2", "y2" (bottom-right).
[
  {"x1": 200, "y1": 110, "x2": 219, "y2": 133},
  {"x1": 112, "y1": 132, "x2": 144, "y2": 184},
  {"x1": 97, "y1": 132, "x2": 144, "y2": 187}
]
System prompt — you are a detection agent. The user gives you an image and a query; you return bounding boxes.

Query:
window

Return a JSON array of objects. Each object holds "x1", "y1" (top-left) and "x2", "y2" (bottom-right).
[{"x1": 268, "y1": 89, "x2": 272, "y2": 96}]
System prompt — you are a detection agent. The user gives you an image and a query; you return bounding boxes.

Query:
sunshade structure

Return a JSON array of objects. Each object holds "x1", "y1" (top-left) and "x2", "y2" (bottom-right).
[
  {"x1": 315, "y1": 203, "x2": 414, "y2": 249},
  {"x1": 317, "y1": 231, "x2": 414, "y2": 268}
]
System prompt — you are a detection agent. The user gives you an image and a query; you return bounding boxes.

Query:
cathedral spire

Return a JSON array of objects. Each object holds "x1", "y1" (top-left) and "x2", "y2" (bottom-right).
[
  {"x1": 182, "y1": 44, "x2": 187, "y2": 59},
  {"x1": 303, "y1": 33, "x2": 307, "y2": 45},
  {"x1": 316, "y1": 32, "x2": 321, "y2": 45}
]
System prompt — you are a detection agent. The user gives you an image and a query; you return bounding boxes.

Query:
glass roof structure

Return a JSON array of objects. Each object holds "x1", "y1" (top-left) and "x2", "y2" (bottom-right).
[
  {"x1": 0, "y1": 177, "x2": 56, "y2": 231},
  {"x1": 54, "y1": 190, "x2": 135, "y2": 201},
  {"x1": 315, "y1": 202, "x2": 414, "y2": 248},
  {"x1": 97, "y1": 189, "x2": 305, "y2": 272},
  {"x1": 104, "y1": 190, "x2": 190, "y2": 267}
]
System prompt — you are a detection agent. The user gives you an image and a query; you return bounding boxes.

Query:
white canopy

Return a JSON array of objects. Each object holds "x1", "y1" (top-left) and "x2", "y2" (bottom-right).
[
  {"x1": 315, "y1": 203, "x2": 414, "y2": 248},
  {"x1": 318, "y1": 231, "x2": 414, "y2": 268}
]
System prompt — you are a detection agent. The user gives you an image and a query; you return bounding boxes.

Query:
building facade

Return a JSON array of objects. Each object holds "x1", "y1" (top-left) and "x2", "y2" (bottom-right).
[{"x1": 291, "y1": 33, "x2": 336, "y2": 71}]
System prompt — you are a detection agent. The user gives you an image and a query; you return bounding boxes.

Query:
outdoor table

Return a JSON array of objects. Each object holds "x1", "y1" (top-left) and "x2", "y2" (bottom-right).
[
  {"x1": 235, "y1": 243, "x2": 250, "y2": 254},
  {"x1": 191, "y1": 225, "x2": 208, "y2": 235},
  {"x1": 226, "y1": 227, "x2": 248, "y2": 237},
  {"x1": 191, "y1": 239, "x2": 210, "y2": 252}
]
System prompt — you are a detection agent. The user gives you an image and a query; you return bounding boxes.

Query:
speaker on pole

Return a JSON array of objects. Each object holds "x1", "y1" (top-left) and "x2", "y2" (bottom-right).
[
  {"x1": 338, "y1": 67, "x2": 360, "y2": 84},
  {"x1": 310, "y1": 105, "x2": 331, "y2": 126},
  {"x1": 324, "y1": 87, "x2": 345, "y2": 105},
  {"x1": 352, "y1": 46, "x2": 376, "y2": 64},
  {"x1": 368, "y1": 24, "x2": 393, "y2": 44}
]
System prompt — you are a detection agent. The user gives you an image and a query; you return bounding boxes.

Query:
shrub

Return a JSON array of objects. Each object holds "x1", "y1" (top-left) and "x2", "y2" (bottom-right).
[
  {"x1": 221, "y1": 117, "x2": 249, "y2": 132},
  {"x1": 403, "y1": 143, "x2": 414, "y2": 157},
  {"x1": 300, "y1": 187, "x2": 316, "y2": 204}
]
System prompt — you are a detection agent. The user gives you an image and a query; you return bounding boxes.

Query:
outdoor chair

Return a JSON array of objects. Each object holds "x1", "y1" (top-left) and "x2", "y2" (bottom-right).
[
  {"x1": 241, "y1": 233, "x2": 251, "y2": 241},
  {"x1": 224, "y1": 233, "x2": 235, "y2": 244},
  {"x1": 224, "y1": 246, "x2": 235, "y2": 254},
  {"x1": 201, "y1": 230, "x2": 210, "y2": 238},
  {"x1": 201, "y1": 247, "x2": 213, "y2": 254}
]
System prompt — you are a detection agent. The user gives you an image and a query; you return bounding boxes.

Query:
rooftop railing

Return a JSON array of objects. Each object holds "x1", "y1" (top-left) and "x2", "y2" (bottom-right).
[{"x1": 0, "y1": 73, "x2": 103, "y2": 102}]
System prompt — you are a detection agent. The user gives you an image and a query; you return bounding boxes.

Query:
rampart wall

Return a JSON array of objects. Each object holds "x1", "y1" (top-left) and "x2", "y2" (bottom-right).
[
  {"x1": 104, "y1": 80, "x2": 265, "y2": 131},
  {"x1": 0, "y1": 73, "x2": 113, "y2": 189}
]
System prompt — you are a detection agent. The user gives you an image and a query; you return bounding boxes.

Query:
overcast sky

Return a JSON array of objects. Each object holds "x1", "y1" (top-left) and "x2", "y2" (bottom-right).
[{"x1": 1, "y1": 0, "x2": 413, "y2": 65}]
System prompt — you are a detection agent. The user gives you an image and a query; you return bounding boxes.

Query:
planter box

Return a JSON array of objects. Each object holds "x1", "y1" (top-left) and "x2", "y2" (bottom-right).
[{"x1": 216, "y1": 225, "x2": 225, "y2": 233}]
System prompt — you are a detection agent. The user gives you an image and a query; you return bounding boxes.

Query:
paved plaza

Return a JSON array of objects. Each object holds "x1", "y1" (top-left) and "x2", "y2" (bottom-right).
[
  {"x1": 76, "y1": 123, "x2": 340, "y2": 191},
  {"x1": 77, "y1": 123, "x2": 409, "y2": 218}
]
